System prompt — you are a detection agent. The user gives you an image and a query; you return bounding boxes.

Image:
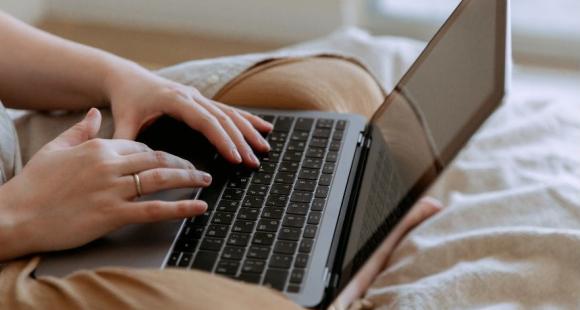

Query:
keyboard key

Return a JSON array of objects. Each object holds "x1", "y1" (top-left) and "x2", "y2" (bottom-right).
[
  {"x1": 309, "y1": 137, "x2": 328, "y2": 148},
  {"x1": 283, "y1": 215, "x2": 306, "y2": 228},
  {"x1": 264, "y1": 269, "x2": 289, "y2": 291},
  {"x1": 261, "y1": 207, "x2": 284, "y2": 220},
  {"x1": 316, "y1": 119, "x2": 334, "y2": 129},
  {"x1": 303, "y1": 225, "x2": 318, "y2": 238},
  {"x1": 257, "y1": 219, "x2": 280, "y2": 232},
  {"x1": 192, "y1": 213, "x2": 210, "y2": 226},
  {"x1": 174, "y1": 239, "x2": 198, "y2": 252},
  {"x1": 333, "y1": 130, "x2": 344, "y2": 140},
  {"x1": 206, "y1": 224, "x2": 229, "y2": 238},
  {"x1": 287, "y1": 203, "x2": 309, "y2": 215},
  {"x1": 200, "y1": 238, "x2": 224, "y2": 251},
  {"x1": 290, "y1": 269, "x2": 305, "y2": 284},
  {"x1": 291, "y1": 131, "x2": 309, "y2": 141},
  {"x1": 192, "y1": 251, "x2": 218, "y2": 271},
  {"x1": 287, "y1": 285, "x2": 301, "y2": 293},
  {"x1": 307, "y1": 212, "x2": 322, "y2": 225},
  {"x1": 237, "y1": 208, "x2": 260, "y2": 221},
  {"x1": 298, "y1": 168, "x2": 319, "y2": 180},
  {"x1": 217, "y1": 200, "x2": 239, "y2": 213},
  {"x1": 329, "y1": 140, "x2": 342, "y2": 151},
  {"x1": 222, "y1": 188, "x2": 244, "y2": 201},
  {"x1": 313, "y1": 128, "x2": 331, "y2": 138},
  {"x1": 216, "y1": 260, "x2": 240, "y2": 275},
  {"x1": 291, "y1": 191, "x2": 313, "y2": 203},
  {"x1": 261, "y1": 152, "x2": 281, "y2": 163},
  {"x1": 286, "y1": 141, "x2": 306, "y2": 152},
  {"x1": 238, "y1": 273, "x2": 262, "y2": 284},
  {"x1": 299, "y1": 239, "x2": 314, "y2": 253},
  {"x1": 269, "y1": 254, "x2": 293, "y2": 269},
  {"x1": 212, "y1": 212, "x2": 235, "y2": 225},
  {"x1": 326, "y1": 152, "x2": 339, "y2": 163},
  {"x1": 282, "y1": 151, "x2": 303, "y2": 162},
  {"x1": 315, "y1": 186, "x2": 330, "y2": 199},
  {"x1": 269, "y1": 142, "x2": 285, "y2": 153},
  {"x1": 274, "y1": 172, "x2": 296, "y2": 184},
  {"x1": 322, "y1": 163, "x2": 336, "y2": 175},
  {"x1": 252, "y1": 173, "x2": 273, "y2": 185},
  {"x1": 242, "y1": 196, "x2": 264, "y2": 208},
  {"x1": 336, "y1": 120, "x2": 347, "y2": 130},
  {"x1": 242, "y1": 260, "x2": 266, "y2": 274},
  {"x1": 302, "y1": 158, "x2": 323, "y2": 169},
  {"x1": 178, "y1": 253, "x2": 193, "y2": 267},
  {"x1": 311, "y1": 199, "x2": 326, "y2": 211},
  {"x1": 232, "y1": 220, "x2": 255, "y2": 233},
  {"x1": 227, "y1": 177, "x2": 250, "y2": 189},
  {"x1": 274, "y1": 241, "x2": 298, "y2": 255},
  {"x1": 266, "y1": 194, "x2": 288, "y2": 207},
  {"x1": 222, "y1": 246, "x2": 245, "y2": 260},
  {"x1": 248, "y1": 184, "x2": 268, "y2": 197},
  {"x1": 252, "y1": 232, "x2": 276, "y2": 245},
  {"x1": 167, "y1": 252, "x2": 181, "y2": 267},
  {"x1": 247, "y1": 246, "x2": 271, "y2": 259},
  {"x1": 181, "y1": 224, "x2": 204, "y2": 239},
  {"x1": 274, "y1": 116, "x2": 294, "y2": 132},
  {"x1": 258, "y1": 162, "x2": 277, "y2": 173},
  {"x1": 279, "y1": 161, "x2": 300, "y2": 172},
  {"x1": 294, "y1": 118, "x2": 314, "y2": 131},
  {"x1": 294, "y1": 254, "x2": 309, "y2": 268},
  {"x1": 227, "y1": 233, "x2": 250, "y2": 247},
  {"x1": 259, "y1": 114, "x2": 275, "y2": 123},
  {"x1": 319, "y1": 174, "x2": 333, "y2": 186},
  {"x1": 278, "y1": 227, "x2": 301, "y2": 241},
  {"x1": 305, "y1": 148, "x2": 325, "y2": 159},
  {"x1": 268, "y1": 132, "x2": 288, "y2": 143},
  {"x1": 271, "y1": 183, "x2": 292, "y2": 195}
]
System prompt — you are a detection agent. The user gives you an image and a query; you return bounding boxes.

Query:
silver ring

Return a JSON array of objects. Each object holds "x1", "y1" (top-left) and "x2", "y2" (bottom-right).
[{"x1": 132, "y1": 173, "x2": 143, "y2": 197}]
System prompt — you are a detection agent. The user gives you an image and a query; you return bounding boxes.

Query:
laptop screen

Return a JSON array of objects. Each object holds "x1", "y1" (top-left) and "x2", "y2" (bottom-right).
[{"x1": 340, "y1": 0, "x2": 508, "y2": 279}]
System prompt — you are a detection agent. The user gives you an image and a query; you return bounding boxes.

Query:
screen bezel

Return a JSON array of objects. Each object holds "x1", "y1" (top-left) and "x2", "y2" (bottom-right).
[{"x1": 333, "y1": 0, "x2": 508, "y2": 298}]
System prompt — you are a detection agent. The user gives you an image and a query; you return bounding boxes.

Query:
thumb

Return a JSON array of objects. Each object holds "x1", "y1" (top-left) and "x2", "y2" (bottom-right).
[{"x1": 45, "y1": 108, "x2": 102, "y2": 151}]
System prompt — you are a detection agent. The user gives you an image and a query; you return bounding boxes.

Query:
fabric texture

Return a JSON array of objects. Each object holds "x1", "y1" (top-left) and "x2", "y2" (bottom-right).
[{"x1": 0, "y1": 100, "x2": 21, "y2": 185}]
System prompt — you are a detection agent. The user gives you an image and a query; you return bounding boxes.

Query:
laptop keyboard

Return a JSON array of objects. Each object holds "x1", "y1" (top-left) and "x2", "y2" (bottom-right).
[{"x1": 165, "y1": 115, "x2": 348, "y2": 293}]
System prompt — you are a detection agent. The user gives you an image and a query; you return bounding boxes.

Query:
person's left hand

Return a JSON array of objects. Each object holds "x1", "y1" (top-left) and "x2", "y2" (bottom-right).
[{"x1": 105, "y1": 66, "x2": 273, "y2": 168}]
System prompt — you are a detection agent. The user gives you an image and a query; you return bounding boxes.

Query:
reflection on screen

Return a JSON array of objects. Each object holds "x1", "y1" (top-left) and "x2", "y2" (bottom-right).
[{"x1": 342, "y1": 0, "x2": 505, "y2": 271}]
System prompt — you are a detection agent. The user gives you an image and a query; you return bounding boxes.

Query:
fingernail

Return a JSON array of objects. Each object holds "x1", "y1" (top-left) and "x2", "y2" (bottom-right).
[
  {"x1": 201, "y1": 172, "x2": 212, "y2": 184},
  {"x1": 232, "y1": 149, "x2": 242, "y2": 163},
  {"x1": 198, "y1": 203, "x2": 208, "y2": 213},
  {"x1": 262, "y1": 139, "x2": 271, "y2": 151},
  {"x1": 250, "y1": 152, "x2": 260, "y2": 166}
]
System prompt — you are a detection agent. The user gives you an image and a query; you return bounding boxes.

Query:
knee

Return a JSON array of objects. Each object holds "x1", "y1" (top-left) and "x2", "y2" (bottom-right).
[{"x1": 216, "y1": 57, "x2": 384, "y2": 118}]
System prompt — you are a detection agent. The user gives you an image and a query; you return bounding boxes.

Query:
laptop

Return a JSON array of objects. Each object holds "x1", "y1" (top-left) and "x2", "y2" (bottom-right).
[{"x1": 35, "y1": 0, "x2": 510, "y2": 307}]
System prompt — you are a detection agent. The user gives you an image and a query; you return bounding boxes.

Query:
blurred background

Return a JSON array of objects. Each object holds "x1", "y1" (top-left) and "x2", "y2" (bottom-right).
[{"x1": 2, "y1": 0, "x2": 579, "y2": 71}]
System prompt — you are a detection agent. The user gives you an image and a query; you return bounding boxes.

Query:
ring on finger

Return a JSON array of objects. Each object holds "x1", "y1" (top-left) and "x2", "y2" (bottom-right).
[{"x1": 132, "y1": 173, "x2": 143, "y2": 197}]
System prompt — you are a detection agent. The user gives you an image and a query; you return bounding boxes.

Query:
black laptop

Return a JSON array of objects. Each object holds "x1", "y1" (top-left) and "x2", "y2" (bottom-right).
[{"x1": 36, "y1": 0, "x2": 509, "y2": 307}]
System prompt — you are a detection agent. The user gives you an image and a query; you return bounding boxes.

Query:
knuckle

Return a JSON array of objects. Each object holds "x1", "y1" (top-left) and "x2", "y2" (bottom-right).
[
  {"x1": 214, "y1": 111, "x2": 231, "y2": 124},
  {"x1": 153, "y1": 151, "x2": 170, "y2": 167},
  {"x1": 144, "y1": 202, "x2": 164, "y2": 221},
  {"x1": 150, "y1": 169, "x2": 168, "y2": 185}
]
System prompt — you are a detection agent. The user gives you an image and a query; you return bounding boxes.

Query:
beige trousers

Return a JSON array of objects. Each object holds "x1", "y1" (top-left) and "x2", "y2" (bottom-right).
[{"x1": 0, "y1": 57, "x2": 385, "y2": 310}]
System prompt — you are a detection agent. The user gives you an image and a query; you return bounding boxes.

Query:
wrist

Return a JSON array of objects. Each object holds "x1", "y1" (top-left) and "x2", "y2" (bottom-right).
[
  {"x1": 101, "y1": 56, "x2": 151, "y2": 102},
  {"x1": 0, "y1": 181, "x2": 35, "y2": 261}
]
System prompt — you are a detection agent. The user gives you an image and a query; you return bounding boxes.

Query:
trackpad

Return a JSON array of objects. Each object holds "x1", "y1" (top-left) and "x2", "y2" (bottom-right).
[{"x1": 34, "y1": 188, "x2": 194, "y2": 277}]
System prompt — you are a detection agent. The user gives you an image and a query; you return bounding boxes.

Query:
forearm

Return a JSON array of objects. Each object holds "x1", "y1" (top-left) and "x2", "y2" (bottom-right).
[{"x1": 0, "y1": 11, "x2": 144, "y2": 111}]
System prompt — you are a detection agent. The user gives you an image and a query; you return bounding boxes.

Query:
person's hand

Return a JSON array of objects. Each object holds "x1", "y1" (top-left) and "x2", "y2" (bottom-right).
[
  {"x1": 0, "y1": 109, "x2": 212, "y2": 261},
  {"x1": 330, "y1": 198, "x2": 444, "y2": 310},
  {"x1": 105, "y1": 65, "x2": 273, "y2": 168}
]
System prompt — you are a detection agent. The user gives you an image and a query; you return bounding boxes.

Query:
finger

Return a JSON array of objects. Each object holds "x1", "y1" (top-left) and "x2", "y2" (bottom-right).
[
  {"x1": 222, "y1": 104, "x2": 273, "y2": 133},
  {"x1": 218, "y1": 103, "x2": 271, "y2": 153},
  {"x1": 45, "y1": 108, "x2": 102, "y2": 151},
  {"x1": 398, "y1": 197, "x2": 443, "y2": 233},
  {"x1": 171, "y1": 99, "x2": 242, "y2": 164},
  {"x1": 106, "y1": 139, "x2": 152, "y2": 155},
  {"x1": 121, "y1": 168, "x2": 212, "y2": 198},
  {"x1": 117, "y1": 151, "x2": 195, "y2": 175},
  {"x1": 124, "y1": 200, "x2": 208, "y2": 224},
  {"x1": 198, "y1": 98, "x2": 260, "y2": 168}
]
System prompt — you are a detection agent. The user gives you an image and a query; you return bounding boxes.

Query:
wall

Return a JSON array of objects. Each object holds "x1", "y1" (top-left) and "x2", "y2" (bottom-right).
[
  {"x1": 46, "y1": 0, "x2": 350, "y2": 44},
  {"x1": 1, "y1": 0, "x2": 46, "y2": 23}
]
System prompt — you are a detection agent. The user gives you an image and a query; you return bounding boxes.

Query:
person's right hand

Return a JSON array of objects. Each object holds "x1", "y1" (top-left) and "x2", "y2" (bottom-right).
[{"x1": 0, "y1": 108, "x2": 211, "y2": 261}]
